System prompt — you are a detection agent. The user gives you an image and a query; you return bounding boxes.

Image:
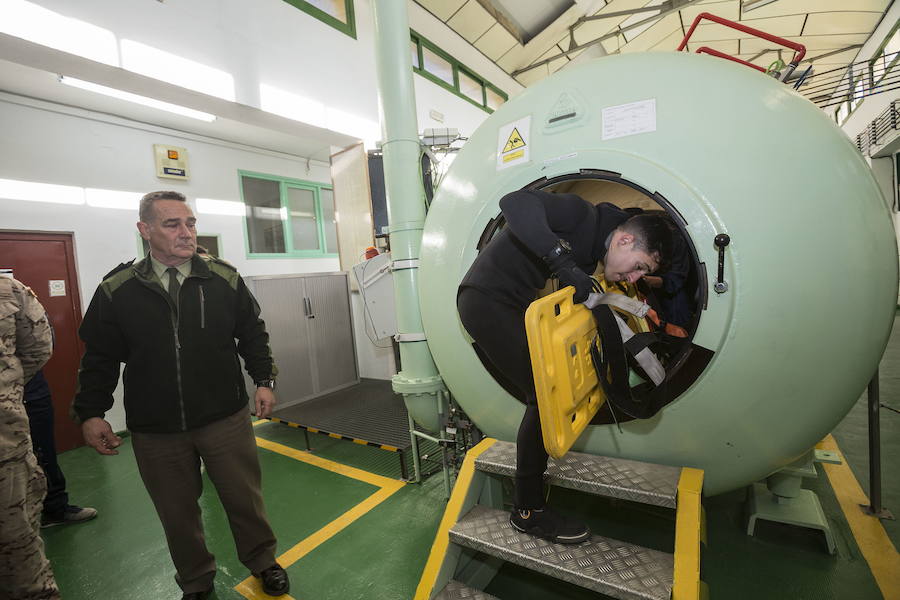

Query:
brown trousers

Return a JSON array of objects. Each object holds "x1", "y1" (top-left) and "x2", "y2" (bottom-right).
[
  {"x1": 131, "y1": 408, "x2": 277, "y2": 593},
  {"x1": 0, "y1": 450, "x2": 60, "y2": 600}
]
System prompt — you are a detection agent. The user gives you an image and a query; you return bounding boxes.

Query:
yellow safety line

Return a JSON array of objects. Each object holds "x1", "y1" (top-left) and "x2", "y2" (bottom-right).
[
  {"x1": 413, "y1": 437, "x2": 497, "y2": 600},
  {"x1": 672, "y1": 467, "x2": 704, "y2": 600},
  {"x1": 818, "y1": 434, "x2": 900, "y2": 600},
  {"x1": 233, "y1": 431, "x2": 405, "y2": 599},
  {"x1": 254, "y1": 436, "x2": 402, "y2": 489}
]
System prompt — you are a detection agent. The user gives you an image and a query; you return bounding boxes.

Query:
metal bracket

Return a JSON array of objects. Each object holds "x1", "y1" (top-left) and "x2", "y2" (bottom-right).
[
  {"x1": 813, "y1": 449, "x2": 842, "y2": 465},
  {"x1": 392, "y1": 259, "x2": 420, "y2": 270},
  {"x1": 394, "y1": 332, "x2": 426, "y2": 342},
  {"x1": 713, "y1": 233, "x2": 730, "y2": 294}
]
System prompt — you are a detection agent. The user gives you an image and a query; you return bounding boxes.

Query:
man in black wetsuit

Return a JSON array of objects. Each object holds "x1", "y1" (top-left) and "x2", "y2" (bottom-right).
[{"x1": 457, "y1": 188, "x2": 673, "y2": 544}]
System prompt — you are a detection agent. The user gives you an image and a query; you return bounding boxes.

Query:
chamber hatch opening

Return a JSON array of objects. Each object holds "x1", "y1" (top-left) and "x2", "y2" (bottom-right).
[{"x1": 471, "y1": 171, "x2": 714, "y2": 423}]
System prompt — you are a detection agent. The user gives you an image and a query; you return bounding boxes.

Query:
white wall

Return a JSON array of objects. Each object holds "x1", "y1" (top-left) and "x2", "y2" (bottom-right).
[
  {"x1": 19, "y1": 0, "x2": 523, "y2": 142},
  {"x1": 0, "y1": 97, "x2": 340, "y2": 431},
  {"x1": 0, "y1": 0, "x2": 525, "y2": 430}
]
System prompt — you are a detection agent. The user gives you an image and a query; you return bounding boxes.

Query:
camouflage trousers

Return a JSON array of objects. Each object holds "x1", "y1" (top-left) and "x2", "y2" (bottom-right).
[{"x1": 0, "y1": 450, "x2": 60, "y2": 600}]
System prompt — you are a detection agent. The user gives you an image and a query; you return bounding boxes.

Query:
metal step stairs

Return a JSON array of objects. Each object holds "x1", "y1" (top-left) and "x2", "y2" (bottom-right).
[{"x1": 415, "y1": 439, "x2": 707, "y2": 600}]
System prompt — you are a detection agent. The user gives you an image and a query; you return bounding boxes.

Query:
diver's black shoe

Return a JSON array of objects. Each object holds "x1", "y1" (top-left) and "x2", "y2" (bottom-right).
[{"x1": 510, "y1": 506, "x2": 591, "y2": 544}]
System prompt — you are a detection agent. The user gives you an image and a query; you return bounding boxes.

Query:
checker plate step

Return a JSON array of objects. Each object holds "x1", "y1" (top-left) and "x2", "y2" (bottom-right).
[
  {"x1": 449, "y1": 505, "x2": 673, "y2": 600},
  {"x1": 431, "y1": 580, "x2": 499, "y2": 600},
  {"x1": 475, "y1": 441, "x2": 679, "y2": 508}
]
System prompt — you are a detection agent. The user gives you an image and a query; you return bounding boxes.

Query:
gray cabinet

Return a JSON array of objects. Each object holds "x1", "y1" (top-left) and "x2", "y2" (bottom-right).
[{"x1": 247, "y1": 273, "x2": 358, "y2": 408}]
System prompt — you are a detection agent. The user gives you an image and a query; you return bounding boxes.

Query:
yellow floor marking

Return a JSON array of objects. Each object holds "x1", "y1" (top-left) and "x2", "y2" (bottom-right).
[
  {"x1": 414, "y1": 438, "x2": 496, "y2": 600},
  {"x1": 818, "y1": 434, "x2": 900, "y2": 600},
  {"x1": 233, "y1": 427, "x2": 405, "y2": 599}
]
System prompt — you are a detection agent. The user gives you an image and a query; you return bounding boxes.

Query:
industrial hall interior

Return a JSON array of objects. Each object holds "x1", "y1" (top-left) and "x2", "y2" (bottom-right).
[{"x1": 2, "y1": 0, "x2": 900, "y2": 599}]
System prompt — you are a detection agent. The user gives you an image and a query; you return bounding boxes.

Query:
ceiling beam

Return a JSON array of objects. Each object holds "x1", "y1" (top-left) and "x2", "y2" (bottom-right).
[{"x1": 512, "y1": 0, "x2": 703, "y2": 78}]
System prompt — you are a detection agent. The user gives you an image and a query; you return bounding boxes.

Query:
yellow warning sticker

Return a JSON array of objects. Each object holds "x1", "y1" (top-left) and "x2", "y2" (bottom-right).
[
  {"x1": 497, "y1": 116, "x2": 531, "y2": 170},
  {"x1": 502, "y1": 128, "x2": 526, "y2": 153},
  {"x1": 502, "y1": 149, "x2": 525, "y2": 163}
]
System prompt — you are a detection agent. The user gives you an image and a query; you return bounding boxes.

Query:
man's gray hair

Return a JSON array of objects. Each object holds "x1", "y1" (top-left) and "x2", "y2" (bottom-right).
[{"x1": 139, "y1": 190, "x2": 187, "y2": 223}]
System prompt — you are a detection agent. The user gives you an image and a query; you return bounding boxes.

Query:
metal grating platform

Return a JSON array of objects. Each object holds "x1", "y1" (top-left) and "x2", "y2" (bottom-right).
[
  {"x1": 475, "y1": 441, "x2": 680, "y2": 508},
  {"x1": 271, "y1": 378, "x2": 412, "y2": 451},
  {"x1": 432, "y1": 580, "x2": 499, "y2": 600},
  {"x1": 449, "y1": 505, "x2": 673, "y2": 600}
]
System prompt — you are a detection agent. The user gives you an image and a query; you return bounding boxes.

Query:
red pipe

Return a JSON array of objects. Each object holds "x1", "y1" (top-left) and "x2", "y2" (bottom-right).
[
  {"x1": 696, "y1": 47, "x2": 767, "y2": 73},
  {"x1": 678, "y1": 12, "x2": 806, "y2": 64}
]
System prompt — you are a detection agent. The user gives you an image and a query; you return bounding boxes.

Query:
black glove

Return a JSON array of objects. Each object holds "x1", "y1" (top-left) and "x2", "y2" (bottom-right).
[
  {"x1": 556, "y1": 263, "x2": 593, "y2": 304},
  {"x1": 542, "y1": 240, "x2": 593, "y2": 304}
]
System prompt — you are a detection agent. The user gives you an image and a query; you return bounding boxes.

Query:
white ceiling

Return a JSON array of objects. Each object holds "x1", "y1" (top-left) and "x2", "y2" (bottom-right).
[
  {"x1": 0, "y1": 33, "x2": 358, "y2": 163},
  {"x1": 417, "y1": 0, "x2": 893, "y2": 90}
]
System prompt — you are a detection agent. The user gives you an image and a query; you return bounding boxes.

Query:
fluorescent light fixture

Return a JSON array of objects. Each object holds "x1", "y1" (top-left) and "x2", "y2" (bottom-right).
[
  {"x1": 742, "y1": 0, "x2": 779, "y2": 12},
  {"x1": 121, "y1": 39, "x2": 236, "y2": 102},
  {"x1": 259, "y1": 83, "x2": 327, "y2": 127},
  {"x1": 59, "y1": 76, "x2": 217, "y2": 122},
  {"x1": 196, "y1": 198, "x2": 245, "y2": 216},
  {"x1": 85, "y1": 188, "x2": 142, "y2": 210},
  {"x1": 0, "y1": 178, "x2": 85, "y2": 205},
  {"x1": 260, "y1": 83, "x2": 380, "y2": 148},
  {"x1": 1, "y1": 0, "x2": 118, "y2": 66}
]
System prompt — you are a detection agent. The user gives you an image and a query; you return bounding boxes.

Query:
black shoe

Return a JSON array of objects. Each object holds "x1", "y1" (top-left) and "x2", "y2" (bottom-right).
[
  {"x1": 254, "y1": 563, "x2": 289, "y2": 596},
  {"x1": 181, "y1": 587, "x2": 212, "y2": 600},
  {"x1": 41, "y1": 505, "x2": 98, "y2": 528},
  {"x1": 510, "y1": 506, "x2": 591, "y2": 544}
]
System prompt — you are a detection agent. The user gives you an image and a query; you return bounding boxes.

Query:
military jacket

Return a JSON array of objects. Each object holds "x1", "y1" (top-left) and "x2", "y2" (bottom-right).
[{"x1": 0, "y1": 277, "x2": 52, "y2": 462}]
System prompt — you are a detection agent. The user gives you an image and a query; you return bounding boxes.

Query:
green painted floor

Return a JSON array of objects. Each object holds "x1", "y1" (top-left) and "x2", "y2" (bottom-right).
[{"x1": 44, "y1": 318, "x2": 900, "y2": 599}]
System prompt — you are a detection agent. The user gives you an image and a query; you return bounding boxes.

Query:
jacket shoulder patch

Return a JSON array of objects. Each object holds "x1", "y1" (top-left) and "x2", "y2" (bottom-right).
[
  {"x1": 100, "y1": 260, "x2": 137, "y2": 298},
  {"x1": 206, "y1": 259, "x2": 240, "y2": 290}
]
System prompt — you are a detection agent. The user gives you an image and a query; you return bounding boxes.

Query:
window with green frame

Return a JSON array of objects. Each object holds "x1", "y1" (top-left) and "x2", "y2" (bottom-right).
[
  {"x1": 410, "y1": 30, "x2": 508, "y2": 113},
  {"x1": 239, "y1": 171, "x2": 337, "y2": 258},
  {"x1": 281, "y1": 0, "x2": 355, "y2": 39}
]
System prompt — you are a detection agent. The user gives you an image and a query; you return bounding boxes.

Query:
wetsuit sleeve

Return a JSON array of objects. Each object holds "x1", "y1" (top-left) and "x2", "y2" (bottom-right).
[
  {"x1": 661, "y1": 235, "x2": 690, "y2": 293},
  {"x1": 499, "y1": 190, "x2": 592, "y2": 258},
  {"x1": 73, "y1": 286, "x2": 125, "y2": 422}
]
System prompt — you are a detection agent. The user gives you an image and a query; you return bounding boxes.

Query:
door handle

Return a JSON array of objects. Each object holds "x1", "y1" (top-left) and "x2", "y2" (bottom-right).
[{"x1": 304, "y1": 297, "x2": 315, "y2": 318}]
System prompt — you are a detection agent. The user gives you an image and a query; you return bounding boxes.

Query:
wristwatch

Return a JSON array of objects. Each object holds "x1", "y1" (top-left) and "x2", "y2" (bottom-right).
[
  {"x1": 255, "y1": 379, "x2": 276, "y2": 390},
  {"x1": 542, "y1": 238, "x2": 572, "y2": 265}
]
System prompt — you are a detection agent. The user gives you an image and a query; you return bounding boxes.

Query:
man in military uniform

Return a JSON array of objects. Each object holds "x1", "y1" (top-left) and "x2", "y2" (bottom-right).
[
  {"x1": 73, "y1": 191, "x2": 288, "y2": 600},
  {"x1": 0, "y1": 274, "x2": 59, "y2": 600}
]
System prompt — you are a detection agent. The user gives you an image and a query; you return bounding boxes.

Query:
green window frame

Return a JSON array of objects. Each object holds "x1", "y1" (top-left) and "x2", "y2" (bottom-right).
[
  {"x1": 239, "y1": 170, "x2": 337, "y2": 259},
  {"x1": 410, "y1": 29, "x2": 508, "y2": 114},
  {"x1": 281, "y1": 0, "x2": 356, "y2": 39}
]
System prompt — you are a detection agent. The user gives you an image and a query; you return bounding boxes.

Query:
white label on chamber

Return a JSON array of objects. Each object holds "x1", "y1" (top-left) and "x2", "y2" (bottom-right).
[
  {"x1": 497, "y1": 115, "x2": 531, "y2": 170},
  {"x1": 49, "y1": 280, "x2": 66, "y2": 297},
  {"x1": 601, "y1": 99, "x2": 656, "y2": 140}
]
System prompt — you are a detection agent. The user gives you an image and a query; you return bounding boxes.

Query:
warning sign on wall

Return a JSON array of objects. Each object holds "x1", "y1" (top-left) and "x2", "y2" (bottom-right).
[{"x1": 497, "y1": 116, "x2": 531, "y2": 170}]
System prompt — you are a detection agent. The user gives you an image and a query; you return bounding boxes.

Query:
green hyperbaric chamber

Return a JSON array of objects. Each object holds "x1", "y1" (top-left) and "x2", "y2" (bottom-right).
[{"x1": 415, "y1": 52, "x2": 897, "y2": 495}]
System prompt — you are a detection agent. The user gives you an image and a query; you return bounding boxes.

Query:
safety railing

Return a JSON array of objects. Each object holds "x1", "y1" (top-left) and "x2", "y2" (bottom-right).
[
  {"x1": 854, "y1": 99, "x2": 899, "y2": 155},
  {"x1": 678, "y1": 12, "x2": 806, "y2": 80}
]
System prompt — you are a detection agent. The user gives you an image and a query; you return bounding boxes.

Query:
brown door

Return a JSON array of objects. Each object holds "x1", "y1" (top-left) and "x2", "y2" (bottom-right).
[{"x1": 0, "y1": 232, "x2": 85, "y2": 452}]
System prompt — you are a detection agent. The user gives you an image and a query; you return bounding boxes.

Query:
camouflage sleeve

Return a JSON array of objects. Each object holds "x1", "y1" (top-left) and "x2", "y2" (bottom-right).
[{"x1": 11, "y1": 282, "x2": 52, "y2": 382}]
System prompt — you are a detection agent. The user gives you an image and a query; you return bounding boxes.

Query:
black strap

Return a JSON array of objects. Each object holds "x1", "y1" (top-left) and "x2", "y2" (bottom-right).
[
  {"x1": 624, "y1": 332, "x2": 660, "y2": 357},
  {"x1": 589, "y1": 305, "x2": 670, "y2": 420}
]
